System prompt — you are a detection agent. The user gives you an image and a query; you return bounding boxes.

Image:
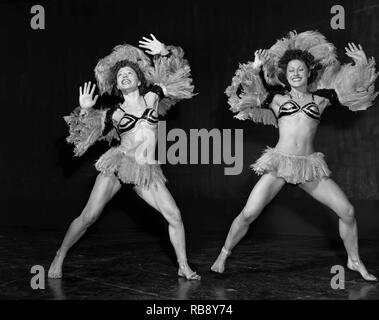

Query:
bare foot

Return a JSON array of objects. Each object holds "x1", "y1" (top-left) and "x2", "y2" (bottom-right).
[
  {"x1": 211, "y1": 247, "x2": 230, "y2": 274},
  {"x1": 48, "y1": 251, "x2": 65, "y2": 279},
  {"x1": 178, "y1": 261, "x2": 201, "y2": 280},
  {"x1": 347, "y1": 257, "x2": 377, "y2": 282}
]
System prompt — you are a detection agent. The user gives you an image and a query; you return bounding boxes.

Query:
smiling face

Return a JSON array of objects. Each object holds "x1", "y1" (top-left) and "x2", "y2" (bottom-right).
[
  {"x1": 116, "y1": 66, "x2": 141, "y2": 91},
  {"x1": 286, "y1": 59, "x2": 310, "y2": 88}
]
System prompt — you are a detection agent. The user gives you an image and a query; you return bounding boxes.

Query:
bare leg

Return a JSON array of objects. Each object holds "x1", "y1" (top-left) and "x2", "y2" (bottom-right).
[
  {"x1": 300, "y1": 178, "x2": 377, "y2": 281},
  {"x1": 134, "y1": 183, "x2": 200, "y2": 280},
  {"x1": 48, "y1": 173, "x2": 121, "y2": 278},
  {"x1": 211, "y1": 174, "x2": 286, "y2": 273}
]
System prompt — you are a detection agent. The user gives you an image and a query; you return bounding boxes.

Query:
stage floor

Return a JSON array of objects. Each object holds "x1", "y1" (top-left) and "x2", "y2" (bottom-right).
[{"x1": 0, "y1": 227, "x2": 378, "y2": 300}]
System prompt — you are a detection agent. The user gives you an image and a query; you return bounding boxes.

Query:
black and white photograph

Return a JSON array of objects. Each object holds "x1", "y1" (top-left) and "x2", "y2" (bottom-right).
[{"x1": 1, "y1": 0, "x2": 379, "y2": 313}]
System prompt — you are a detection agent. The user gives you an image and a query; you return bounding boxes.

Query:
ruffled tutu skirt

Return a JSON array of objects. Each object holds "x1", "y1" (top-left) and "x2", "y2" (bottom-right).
[
  {"x1": 95, "y1": 147, "x2": 167, "y2": 189},
  {"x1": 251, "y1": 147, "x2": 331, "y2": 184}
]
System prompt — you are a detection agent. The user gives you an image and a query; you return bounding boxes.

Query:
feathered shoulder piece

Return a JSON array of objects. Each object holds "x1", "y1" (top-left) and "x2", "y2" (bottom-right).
[
  {"x1": 146, "y1": 45, "x2": 195, "y2": 115},
  {"x1": 318, "y1": 58, "x2": 378, "y2": 111},
  {"x1": 64, "y1": 107, "x2": 107, "y2": 156},
  {"x1": 225, "y1": 61, "x2": 278, "y2": 127}
]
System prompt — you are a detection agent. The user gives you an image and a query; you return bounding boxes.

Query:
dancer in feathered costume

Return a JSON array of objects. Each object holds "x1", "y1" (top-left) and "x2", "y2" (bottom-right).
[
  {"x1": 48, "y1": 34, "x2": 200, "y2": 280},
  {"x1": 212, "y1": 31, "x2": 378, "y2": 281}
]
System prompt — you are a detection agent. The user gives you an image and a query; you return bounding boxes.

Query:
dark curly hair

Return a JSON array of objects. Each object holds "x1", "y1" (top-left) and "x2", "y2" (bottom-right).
[
  {"x1": 277, "y1": 49, "x2": 321, "y2": 87},
  {"x1": 109, "y1": 60, "x2": 148, "y2": 99}
]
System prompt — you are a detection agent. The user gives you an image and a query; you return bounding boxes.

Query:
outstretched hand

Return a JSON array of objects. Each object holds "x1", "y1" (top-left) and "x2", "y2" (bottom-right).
[
  {"x1": 345, "y1": 43, "x2": 368, "y2": 65},
  {"x1": 252, "y1": 49, "x2": 269, "y2": 69},
  {"x1": 138, "y1": 34, "x2": 168, "y2": 55},
  {"x1": 79, "y1": 81, "x2": 98, "y2": 111}
]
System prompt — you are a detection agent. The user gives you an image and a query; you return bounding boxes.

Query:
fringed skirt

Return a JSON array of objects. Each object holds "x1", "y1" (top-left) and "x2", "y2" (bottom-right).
[
  {"x1": 95, "y1": 147, "x2": 167, "y2": 189},
  {"x1": 251, "y1": 147, "x2": 331, "y2": 184}
]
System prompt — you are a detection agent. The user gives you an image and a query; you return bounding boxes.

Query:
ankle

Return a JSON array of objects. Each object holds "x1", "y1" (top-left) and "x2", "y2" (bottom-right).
[
  {"x1": 178, "y1": 260, "x2": 189, "y2": 269},
  {"x1": 56, "y1": 249, "x2": 66, "y2": 258},
  {"x1": 348, "y1": 256, "x2": 360, "y2": 264},
  {"x1": 221, "y1": 246, "x2": 231, "y2": 257}
]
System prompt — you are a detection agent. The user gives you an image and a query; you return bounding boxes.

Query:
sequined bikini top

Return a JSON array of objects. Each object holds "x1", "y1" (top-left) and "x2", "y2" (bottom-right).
[
  {"x1": 278, "y1": 93, "x2": 320, "y2": 121},
  {"x1": 113, "y1": 104, "x2": 159, "y2": 135}
]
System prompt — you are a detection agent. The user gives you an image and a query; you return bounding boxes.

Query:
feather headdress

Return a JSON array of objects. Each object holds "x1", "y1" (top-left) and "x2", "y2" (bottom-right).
[
  {"x1": 263, "y1": 30, "x2": 338, "y2": 86},
  {"x1": 94, "y1": 44, "x2": 153, "y2": 95}
]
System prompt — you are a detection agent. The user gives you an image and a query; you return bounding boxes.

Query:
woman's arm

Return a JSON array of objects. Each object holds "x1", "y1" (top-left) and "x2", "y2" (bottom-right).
[{"x1": 225, "y1": 49, "x2": 279, "y2": 127}]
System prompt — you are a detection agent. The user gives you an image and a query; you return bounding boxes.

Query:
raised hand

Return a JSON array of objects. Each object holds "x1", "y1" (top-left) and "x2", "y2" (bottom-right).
[
  {"x1": 252, "y1": 49, "x2": 269, "y2": 69},
  {"x1": 345, "y1": 43, "x2": 368, "y2": 65},
  {"x1": 138, "y1": 34, "x2": 168, "y2": 55},
  {"x1": 79, "y1": 81, "x2": 98, "y2": 110}
]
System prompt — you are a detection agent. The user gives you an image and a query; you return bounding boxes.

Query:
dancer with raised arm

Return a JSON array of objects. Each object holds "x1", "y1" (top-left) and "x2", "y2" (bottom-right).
[
  {"x1": 48, "y1": 34, "x2": 200, "y2": 280},
  {"x1": 211, "y1": 31, "x2": 378, "y2": 281}
]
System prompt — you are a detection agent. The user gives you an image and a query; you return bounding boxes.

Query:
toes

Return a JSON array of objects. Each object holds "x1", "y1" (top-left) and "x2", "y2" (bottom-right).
[
  {"x1": 365, "y1": 274, "x2": 377, "y2": 282},
  {"x1": 188, "y1": 272, "x2": 201, "y2": 280}
]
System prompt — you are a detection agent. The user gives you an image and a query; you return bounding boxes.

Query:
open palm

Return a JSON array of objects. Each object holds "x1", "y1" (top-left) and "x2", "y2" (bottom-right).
[
  {"x1": 252, "y1": 49, "x2": 269, "y2": 69},
  {"x1": 79, "y1": 81, "x2": 98, "y2": 109},
  {"x1": 138, "y1": 34, "x2": 167, "y2": 55},
  {"x1": 345, "y1": 43, "x2": 368, "y2": 65}
]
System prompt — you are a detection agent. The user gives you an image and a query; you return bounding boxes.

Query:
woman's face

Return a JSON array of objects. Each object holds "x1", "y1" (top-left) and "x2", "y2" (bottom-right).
[
  {"x1": 286, "y1": 59, "x2": 310, "y2": 88},
  {"x1": 117, "y1": 66, "x2": 141, "y2": 91}
]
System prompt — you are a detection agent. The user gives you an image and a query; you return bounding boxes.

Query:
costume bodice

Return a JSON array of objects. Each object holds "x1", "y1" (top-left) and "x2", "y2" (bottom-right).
[{"x1": 278, "y1": 94, "x2": 320, "y2": 121}]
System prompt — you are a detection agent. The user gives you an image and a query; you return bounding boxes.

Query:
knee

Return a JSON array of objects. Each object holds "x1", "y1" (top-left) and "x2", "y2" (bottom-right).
[
  {"x1": 80, "y1": 204, "x2": 101, "y2": 227},
  {"x1": 339, "y1": 203, "x2": 355, "y2": 224},
  {"x1": 80, "y1": 213, "x2": 97, "y2": 228},
  {"x1": 240, "y1": 204, "x2": 261, "y2": 224}
]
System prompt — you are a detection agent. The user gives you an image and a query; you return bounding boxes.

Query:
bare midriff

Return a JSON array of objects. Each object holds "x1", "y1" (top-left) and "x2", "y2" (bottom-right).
[{"x1": 275, "y1": 113, "x2": 319, "y2": 156}]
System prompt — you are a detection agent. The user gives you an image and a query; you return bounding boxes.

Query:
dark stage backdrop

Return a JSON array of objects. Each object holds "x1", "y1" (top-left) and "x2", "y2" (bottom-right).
[{"x1": 1, "y1": 0, "x2": 379, "y2": 239}]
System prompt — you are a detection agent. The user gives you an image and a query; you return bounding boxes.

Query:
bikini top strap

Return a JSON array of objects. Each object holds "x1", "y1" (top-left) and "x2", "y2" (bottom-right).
[{"x1": 143, "y1": 96, "x2": 148, "y2": 108}]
